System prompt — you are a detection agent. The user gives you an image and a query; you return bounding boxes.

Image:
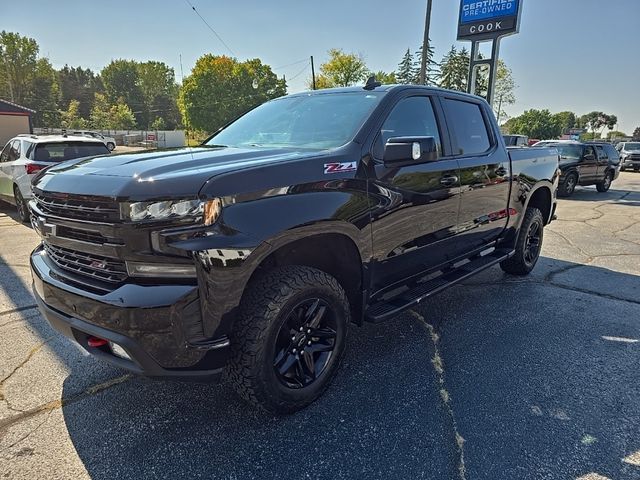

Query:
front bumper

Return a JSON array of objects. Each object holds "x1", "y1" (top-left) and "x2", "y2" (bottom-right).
[
  {"x1": 31, "y1": 245, "x2": 229, "y2": 381},
  {"x1": 621, "y1": 158, "x2": 640, "y2": 168}
]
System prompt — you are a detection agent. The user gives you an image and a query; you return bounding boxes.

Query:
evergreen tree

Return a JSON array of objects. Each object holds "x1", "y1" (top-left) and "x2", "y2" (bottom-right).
[
  {"x1": 439, "y1": 46, "x2": 469, "y2": 92},
  {"x1": 396, "y1": 48, "x2": 417, "y2": 84},
  {"x1": 414, "y1": 42, "x2": 439, "y2": 85}
]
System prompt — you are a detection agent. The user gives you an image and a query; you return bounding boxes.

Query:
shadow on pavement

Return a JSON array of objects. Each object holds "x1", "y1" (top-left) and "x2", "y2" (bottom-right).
[
  {"x1": 566, "y1": 187, "x2": 640, "y2": 205},
  {"x1": 57, "y1": 257, "x2": 640, "y2": 479}
]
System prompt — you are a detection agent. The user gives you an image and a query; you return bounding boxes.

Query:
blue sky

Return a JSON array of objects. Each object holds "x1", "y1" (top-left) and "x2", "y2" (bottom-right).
[{"x1": 4, "y1": 0, "x2": 639, "y2": 134}]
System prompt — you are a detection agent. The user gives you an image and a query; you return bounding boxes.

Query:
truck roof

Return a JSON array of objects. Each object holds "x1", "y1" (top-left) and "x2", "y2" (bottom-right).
[{"x1": 286, "y1": 84, "x2": 483, "y2": 101}]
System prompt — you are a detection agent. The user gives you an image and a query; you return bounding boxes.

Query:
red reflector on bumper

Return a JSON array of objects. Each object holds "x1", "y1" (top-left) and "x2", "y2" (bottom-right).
[{"x1": 87, "y1": 336, "x2": 108, "y2": 347}]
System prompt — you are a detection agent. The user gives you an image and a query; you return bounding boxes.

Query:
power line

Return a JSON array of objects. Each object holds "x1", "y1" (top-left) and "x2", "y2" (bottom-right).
[
  {"x1": 273, "y1": 58, "x2": 309, "y2": 71},
  {"x1": 287, "y1": 62, "x2": 310, "y2": 82},
  {"x1": 183, "y1": 0, "x2": 236, "y2": 57}
]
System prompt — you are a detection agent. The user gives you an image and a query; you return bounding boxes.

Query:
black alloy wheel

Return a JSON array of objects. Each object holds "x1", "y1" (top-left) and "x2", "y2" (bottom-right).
[
  {"x1": 273, "y1": 298, "x2": 338, "y2": 388},
  {"x1": 523, "y1": 219, "x2": 542, "y2": 266},
  {"x1": 228, "y1": 265, "x2": 349, "y2": 413}
]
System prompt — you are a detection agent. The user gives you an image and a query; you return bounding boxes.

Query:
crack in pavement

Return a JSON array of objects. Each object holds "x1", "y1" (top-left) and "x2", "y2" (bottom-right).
[
  {"x1": 0, "y1": 410, "x2": 52, "y2": 455},
  {"x1": 0, "y1": 374, "x2": 132, "y2": 433},
  {"x1": 0, "y1": 305, "x2": 38, "y2": 319},
  {"x1": 408, "y1": 310, "x2": 467, "y2": 480}
]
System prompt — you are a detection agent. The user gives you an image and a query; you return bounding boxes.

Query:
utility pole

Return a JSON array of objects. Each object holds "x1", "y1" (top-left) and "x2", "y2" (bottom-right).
[
  {"x1": 419, "y1": 0, "x2": 433, "y2": 85},
  {"x1": 310, "y1": 56, "x2": 316, "y2": 90}
]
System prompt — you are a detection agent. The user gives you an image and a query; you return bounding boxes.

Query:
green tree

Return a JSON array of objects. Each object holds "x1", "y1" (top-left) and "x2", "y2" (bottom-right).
[
  {"x1": 0, "y1": 31, "x2": 38, "y2": 105},
  {"x1": 607, "y1": 130, "x2": 627, "y2": 140},
  {"x1": 579, "y1": 111, "x2": 617, "y2": 139},
  {"x1": 60, "y1": 99, "x2": 87, "y2": 129},
  {"x1": 109, "y1": 99, "x2": 136, "y2": 129},
  {"x1": 369, "y1": 70, "x2": 396, "y2": 85},
  {"x1": 57, "y1": 65, "x2": 103, "y2": 119},
  {"x1": 438, "y1": 46, "x2": 469, "y2": 92},
  {"x1": 137, "y1": 61, "x2": 180, "y2": 129},
  {"x1": 150, "y1": 116, "x2": 167, "y2": 130},
  {"x1": 493, "y1": 61, "x2": 516, "y2": 123},
  {"x1": 28, "y1": 58, "x2": 60, "y2": 127},
  {"x1": 414, "y1": 42, "x2": 439, "y2": 85},
  {"x1": 508, "y1": 109, "x2": 562, "y2": 139},
  {"x1": 312, "y1": 49, "x2": 368, "y2": 88},
  {"x1": 89, "y1": 92, "x2": 112, "y2": 129},
  {"x1": 396, "y1": 48, "x2": 417, "y2": 84},
  {"x1": 101, "y1": 59, "x2": 144, "y2": 127},
  {"x1": 179, "y1": 54, "x2": 286, "y2": 132},
  {"x1": 633, "y1": 127, "x2": 640, "y2": 140},
  {"x1": 552, "y1": 111, "x2": 577, "y2": 134}
]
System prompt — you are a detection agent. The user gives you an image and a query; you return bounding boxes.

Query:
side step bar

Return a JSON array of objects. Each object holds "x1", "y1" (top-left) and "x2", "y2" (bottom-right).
[{"x1": 365, "y1": 248, "x2": 514, "y2": 323}]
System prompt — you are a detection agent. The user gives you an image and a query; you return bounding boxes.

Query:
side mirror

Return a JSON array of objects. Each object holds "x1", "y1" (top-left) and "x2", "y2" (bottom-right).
[
  {"x1": 583, "y1": 153, "x2": 596, "y2": 162},
  {"x1": 383, "y1": 136, "x2": 438, "y2": 166}
]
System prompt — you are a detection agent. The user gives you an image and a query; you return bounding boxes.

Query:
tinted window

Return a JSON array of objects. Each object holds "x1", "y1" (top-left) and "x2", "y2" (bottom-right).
[
  {"x1": 208, "y1": 92, "x2": 385, "y2": 150},
  {"x1": 584, "y1": 146, "x2": 596, "y2": 160},
  {"x1": 0, "y1": 143, "x2": 10, "y2": 162},
  {"x1": 555, "y1": 145, "x2": 582, "y2": 160},
  {"x1": 596, "y1": 145, "x2": 608, "y2": 160},
  {"x1": 374, "y1": 96, "x2": 441, "y2": 158},
  {"x1": 604, "y1": 144, "x2": 619, "y2": 160},
  {"x1": 33, "y1": 142, "x2": 110, "y2": 162},
  {"x1": 624, "y1": 143, "x2": 640, "y2": 150},
  {"x1": 10, "y1": 140, "x2": 21, "y2": 161},
  {"x1": 24, "y1": 141, "x2": 35, "y2": 159},
  {"x1": 444, "y1": 99, "x2": 491, "y2": 155}
]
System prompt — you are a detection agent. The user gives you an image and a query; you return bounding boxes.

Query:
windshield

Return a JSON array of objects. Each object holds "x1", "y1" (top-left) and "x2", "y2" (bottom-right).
[
  {"x1": 624, "y1": 143, "x2": 640, "y2": 150},
  {"x1": 33, "y1": 142, "x2": 110, "y2": 162},
  {"x1": 206, "y1": 92, "x2": 385, "y2": 150},
  {"x1": 554, "y1": 144, "x2": 582, "y2": 160}
]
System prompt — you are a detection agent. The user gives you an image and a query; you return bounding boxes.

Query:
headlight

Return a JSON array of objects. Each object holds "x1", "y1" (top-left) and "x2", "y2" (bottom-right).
[{"x1": 124, "y1": 198, "x2": 221, "y2": 225}]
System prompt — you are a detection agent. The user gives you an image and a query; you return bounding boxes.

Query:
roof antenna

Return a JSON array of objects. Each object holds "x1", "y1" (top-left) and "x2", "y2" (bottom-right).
[{"x1": 363, "y1": 75, "x2": 381, "y2": 91}]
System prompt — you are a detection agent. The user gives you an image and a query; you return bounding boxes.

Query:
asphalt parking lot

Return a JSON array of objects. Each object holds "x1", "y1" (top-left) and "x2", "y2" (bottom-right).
[{"x1": 1, "y1": 173, "x2": 639, "y2": 480}]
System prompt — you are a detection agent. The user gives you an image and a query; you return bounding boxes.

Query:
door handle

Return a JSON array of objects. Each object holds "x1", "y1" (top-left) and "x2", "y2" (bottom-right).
[{"x1": 440, "y1": 175, "x2": 458, "y2": 187}]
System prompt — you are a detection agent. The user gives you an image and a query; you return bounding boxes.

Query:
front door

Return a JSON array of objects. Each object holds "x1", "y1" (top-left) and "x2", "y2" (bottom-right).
[
  {"x1": 442, "y1": 97, "x2": 511, "y2": 252},
  {"x1": 0, "y1": 140, "x2": 19, "y2": 199},
  {"x1": 368, "y1": 95, "x2": 461, "y2": 294}
]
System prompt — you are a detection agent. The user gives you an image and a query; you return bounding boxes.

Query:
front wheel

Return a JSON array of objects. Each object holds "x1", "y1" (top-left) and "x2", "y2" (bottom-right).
[
  {"x1": 227, "y1": 265, "x2": 349, "y2": 414},
  {"x1": 107, "y1": 142, "x2": 115, "y2": 151},
  {"x1": 14, "y1": 185, "x2": 30, "y2": 223},
  {"x1": 500, "y1": 207, "x2": 544, "y2": 276},
  {"x1": 596, "y1": 172, "x2": 613, "y2": 192}
]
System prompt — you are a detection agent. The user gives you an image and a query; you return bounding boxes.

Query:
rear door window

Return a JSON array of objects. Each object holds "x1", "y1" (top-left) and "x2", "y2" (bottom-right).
[
  {"x1": 596, "y1": 145, "x2": 608, "y2": 160},
  {"x1": 443, "y1": 99, "x2": 492, "y2": 156},
  {"x1": 33, "y1": 142, "x2": 110, "y2": 162}
]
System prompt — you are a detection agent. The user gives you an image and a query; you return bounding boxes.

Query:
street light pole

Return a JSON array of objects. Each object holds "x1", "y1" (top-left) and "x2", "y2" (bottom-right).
[{"x1": 419, "y1": 0, "x2": 433, "y2": 85}]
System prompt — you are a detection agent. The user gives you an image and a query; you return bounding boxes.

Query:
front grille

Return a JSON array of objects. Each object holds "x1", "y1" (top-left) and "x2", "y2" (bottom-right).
[
  {"x1": 56, "y1": 225, "x2": 124, "y2": 246},
  {"x1": 34, "y1": 192, "x2": 120, "y2": 222},
  {"x1": 44, "y1": 243, "x2": 127, "y2": 284}
]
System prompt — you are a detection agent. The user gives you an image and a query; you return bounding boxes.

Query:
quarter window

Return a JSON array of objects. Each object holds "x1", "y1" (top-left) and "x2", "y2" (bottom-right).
[
  {"x1": 374, "y1": 96, "x2": 441, "y2": 159},
  {"x1": 444, "y1": 99, "x2": 491, "y2": 155}
]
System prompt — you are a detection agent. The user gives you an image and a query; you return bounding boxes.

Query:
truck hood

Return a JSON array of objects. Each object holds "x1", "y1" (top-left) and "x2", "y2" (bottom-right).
[{"x1": 33, "y1": 146, "x2": 319, "y2": 199}]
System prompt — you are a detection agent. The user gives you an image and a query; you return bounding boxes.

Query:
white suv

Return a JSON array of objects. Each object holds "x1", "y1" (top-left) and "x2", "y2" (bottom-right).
[
  {"x1": 70, "y1": 130, "x2": 117, "y2": 151},
  {"x1": 0, "y1": 134, "x2": 110, "y2": 222}
]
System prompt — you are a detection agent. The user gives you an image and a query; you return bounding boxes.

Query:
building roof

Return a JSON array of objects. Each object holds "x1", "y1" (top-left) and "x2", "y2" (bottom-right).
[{"x1": 0, "y1": 99, "x2": 36, "y2": 114}]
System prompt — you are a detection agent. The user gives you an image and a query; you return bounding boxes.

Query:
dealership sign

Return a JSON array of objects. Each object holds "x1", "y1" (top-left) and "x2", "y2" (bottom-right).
[{"x1": 457, "y1": 0, "x2": 522, "y2": 40}]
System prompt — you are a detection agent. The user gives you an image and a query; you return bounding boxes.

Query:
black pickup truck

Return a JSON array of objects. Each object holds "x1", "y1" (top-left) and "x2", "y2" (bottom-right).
[{"x1": 30, "y1": 84, "x2": 559, "y2": 413}]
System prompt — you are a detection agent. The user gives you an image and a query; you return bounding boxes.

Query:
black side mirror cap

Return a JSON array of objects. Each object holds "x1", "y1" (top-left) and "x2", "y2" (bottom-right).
[{"x1": 383, "y1": 136, "x2": 438, "y2": 166}]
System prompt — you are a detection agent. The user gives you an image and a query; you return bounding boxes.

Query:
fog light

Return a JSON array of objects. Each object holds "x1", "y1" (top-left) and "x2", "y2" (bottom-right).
[
  {"x1": 126, "y1": 261, "x2": 197, "y2": 278},
  {"x1": 109, "y1": 342, "x2": 131, "y2": 361}
]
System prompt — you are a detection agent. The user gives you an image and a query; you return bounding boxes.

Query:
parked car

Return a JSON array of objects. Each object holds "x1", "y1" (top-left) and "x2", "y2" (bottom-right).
[
  {"x1": 71, "y1": 130, "x2": 117, "y2": 151},
  {"x1": 0, "y1": 134, "x2": 110, "y2": 222},
  {"x1": 617, "y1": 142, "x2": 640, "y2": 171},
  {"x1": 503, "y1": 134, "x2": 528, "y2": 147},
  {"x1": 528, "y1": 138, "x2": 541, "y2": 147},
  {"x1": 30, "y1": 85, "x2": 559, "y2": 413},
  {"x1": 549, "y1": 141, "x2": 620, "y2": 196},
  {"x1": 533, "y1": 140, "x2": 579, "y2": 147}
]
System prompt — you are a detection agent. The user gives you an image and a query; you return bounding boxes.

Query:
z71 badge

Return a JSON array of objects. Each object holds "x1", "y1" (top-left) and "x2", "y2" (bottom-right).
[{"x1": 324, "y1": 162, "x2": 357, "y2": 174}]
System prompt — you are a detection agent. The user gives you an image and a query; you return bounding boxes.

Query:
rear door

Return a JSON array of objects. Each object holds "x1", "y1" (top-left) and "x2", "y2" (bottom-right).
[
  {"x1": 443, "y1": 96, "x2": 511, "y2": 252},
  {"x1": 595, "y1": 145, "x2": 610, "y2": 177},
  {"x1": 369, "y1": 93, "x2": 461, "y2": 293},
  {"x1": 579, "y1": 145, "x2": 598, "y2": 182}
]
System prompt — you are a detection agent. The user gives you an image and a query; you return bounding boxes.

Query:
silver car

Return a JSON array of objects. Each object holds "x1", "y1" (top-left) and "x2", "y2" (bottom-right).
[{"x1": 0, "y1": 134, "x2": 110, "y2": 222}]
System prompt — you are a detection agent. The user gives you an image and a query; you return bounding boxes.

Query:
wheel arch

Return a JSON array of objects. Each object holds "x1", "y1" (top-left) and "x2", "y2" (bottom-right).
[{"x1": 524, "y1": 184, "x2": 553, "y2": 225}]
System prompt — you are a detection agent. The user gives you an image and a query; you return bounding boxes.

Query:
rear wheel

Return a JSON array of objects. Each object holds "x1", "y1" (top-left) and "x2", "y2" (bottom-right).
[
  {"x1": 596, "y1": 171, "x2": 613, "y2": 192},
  {"x1": 227, "y1": 265, "x2": 349, "y2": 414},
  {"x1": 559, "y1": 173, "x2": 577, "y2": 197},
  {"x1": 13, "y1": 185, "x2": 30, "y2": 223},
  {"x1": 500, "y1": 207, "x2": 544, "y2": 276}
]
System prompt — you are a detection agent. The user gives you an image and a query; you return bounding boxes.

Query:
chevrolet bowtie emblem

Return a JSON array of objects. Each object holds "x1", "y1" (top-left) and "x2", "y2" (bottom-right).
[{"x1": 37, "y1": 217, "x2": 57, "y2": 238}]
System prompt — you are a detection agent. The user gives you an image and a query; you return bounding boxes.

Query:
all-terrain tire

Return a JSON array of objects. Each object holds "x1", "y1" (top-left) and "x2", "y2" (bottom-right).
[
  {"x1": 500, "y1": 207, "x2": 544, "y2": 276},
  {"x1": 227, "y1": 265, "x2": 350, "y2": 414}
]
